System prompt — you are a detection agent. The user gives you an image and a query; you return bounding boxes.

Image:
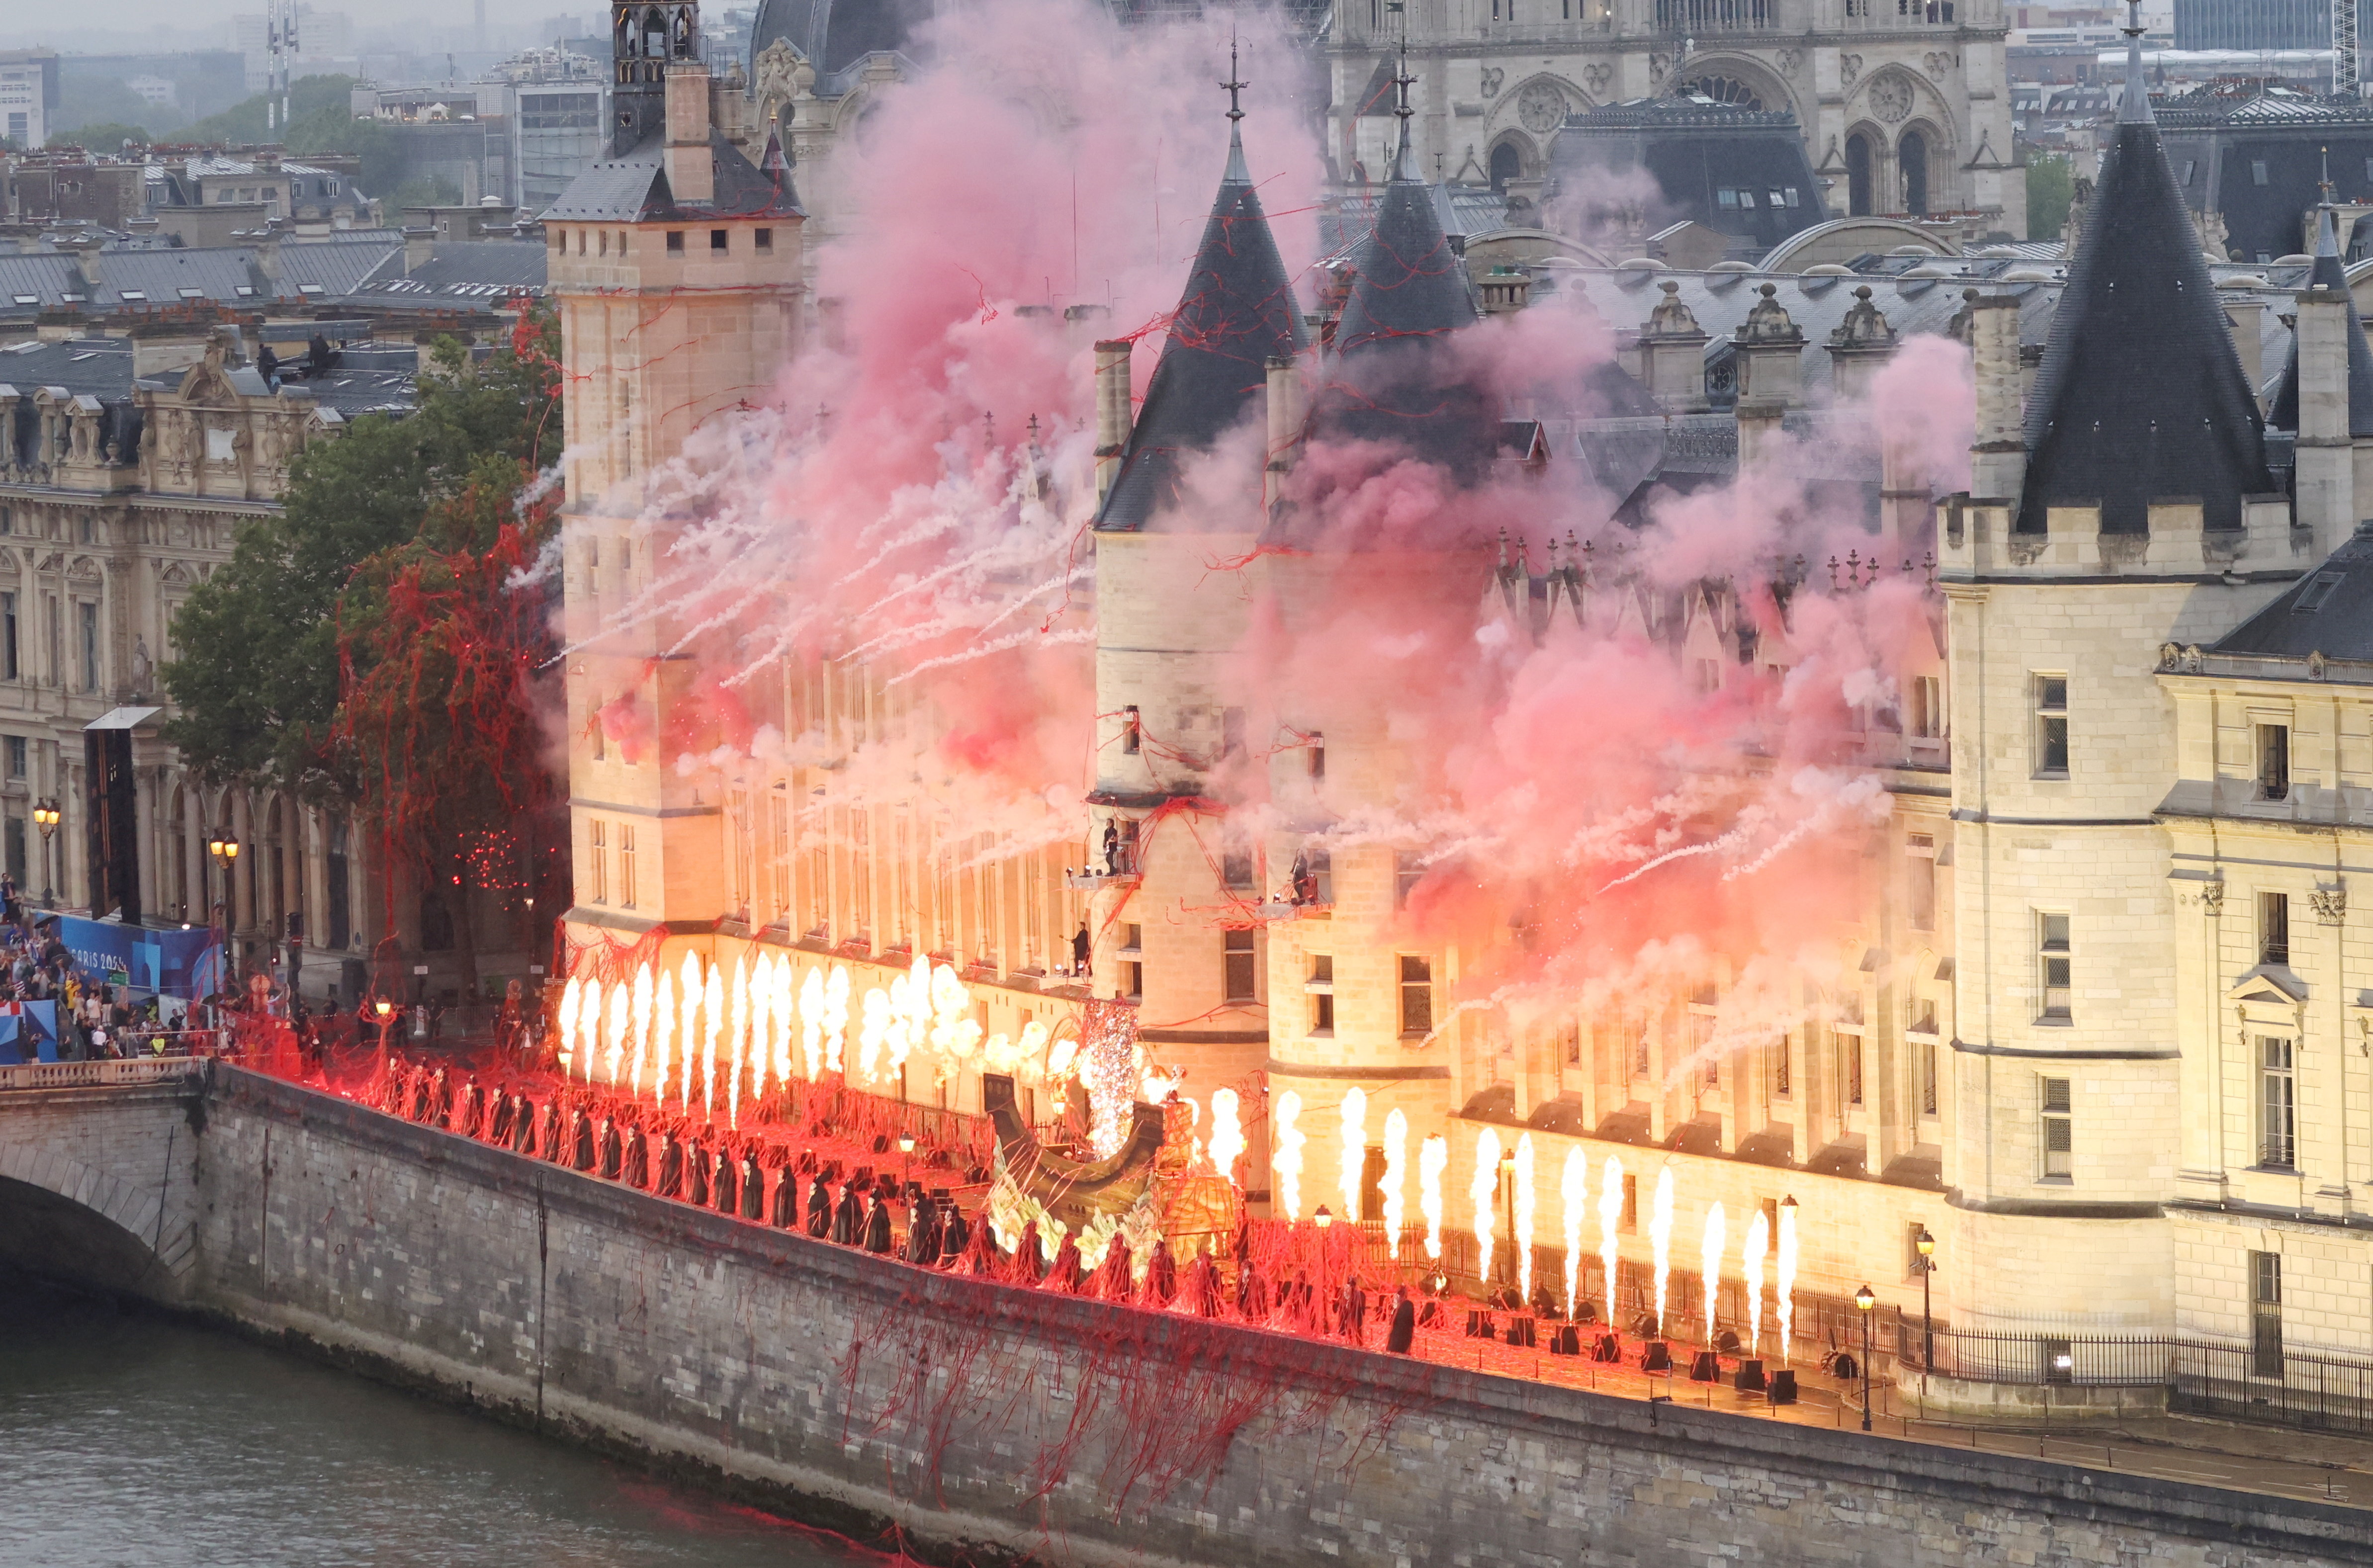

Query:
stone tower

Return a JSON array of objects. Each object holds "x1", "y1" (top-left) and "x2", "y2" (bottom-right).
[
  {"x1": 1933, "y1": 13, "x2": 2314, "y2": 1340},
  {"x1": 545, "y1": 0, "x2": 806, "y2": 949},
  {"x1": 1085, "y1": 70, "x2": 1308, "y2": 1126}
]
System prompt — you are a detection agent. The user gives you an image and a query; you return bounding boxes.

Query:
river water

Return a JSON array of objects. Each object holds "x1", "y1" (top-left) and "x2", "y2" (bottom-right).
[{"x1": 0, "y1": 1272, "x2": 882, "y2": 1568}]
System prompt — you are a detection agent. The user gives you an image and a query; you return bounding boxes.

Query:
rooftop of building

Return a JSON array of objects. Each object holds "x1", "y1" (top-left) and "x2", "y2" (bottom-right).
[{"x1": 538, "y1": 130, "x2": 803, "y2": 225}]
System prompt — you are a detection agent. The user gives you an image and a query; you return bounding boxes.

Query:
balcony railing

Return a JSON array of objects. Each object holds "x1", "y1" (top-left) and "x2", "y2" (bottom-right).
[
  {"x1": 0, "y1": 1054, "x2": 207, "y2": 1091},
  {"x1": 1914, "y1": 1326, "x2": 2373, "y2": 1437},
  {"x1": 1657, "y1": 0, "x2": 1776, "y2": 30}
]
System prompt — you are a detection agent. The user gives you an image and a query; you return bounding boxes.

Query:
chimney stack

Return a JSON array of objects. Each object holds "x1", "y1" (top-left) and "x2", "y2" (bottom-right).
[
  {"x1": 1093, "y1": 339, "x2": 1133, "y2": 504},
  {"x1": 1264, "y1": 354, "x2": 1303, "y2": 512},
  {"x1": 2294, "y1": 280, "x2": 2355, "y2": 556},
  {"x1": 1968, "y1": 293, "x2": 2026, "y2": 502},
  {"x1": 665, "y1": 61, "x2": 715, "y2": 208}
]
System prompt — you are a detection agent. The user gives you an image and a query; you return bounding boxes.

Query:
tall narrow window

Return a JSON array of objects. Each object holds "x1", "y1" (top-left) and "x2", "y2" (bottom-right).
[
  {"x1": 1399, "y1": 955, "x2": 1433, "y2": 1036},
  {"x1": 1312, "y1": 992, "x2": 1334, "y2": 1034},
  {"x1": 619, "y1": 823, "x2": 637, "y2": 908},
  {"x1": 2259, "y1": 891, "x2": 2290, "y2": 967},
  {"x1": 1774, "y1": 1032, "x2": 1791, "y2": 1095},
  {"x1": 2040, "y1": 1076, "x2": 2073, "y2": 1179},
  {"x1": 2037, "y1": 913, "x2": 2071, "y2": 1021},
  {"x1": 1221, "y1": 846, "x2": 1254, "y2": 890},
  {"x1": 1911, "y1": 674, "x2": 1943, "y2": 738},
  {"x1": 1308, "y1": 734, "x2": 1325, "y2": 782},
  {"x1": 770, "y1": 792, "x2": 791, "y2": 919},
  {"x1": 1220, "y1": 706, "x2": 1245, "y2": 760},
  {"x1": 2033, "y1": 675, "x2": 2068, "y2": 775},
  {"x1": 2257, "y1": 724, "x2": 2290, "y2": 801},
  {"x1": 1633, "y1": 1018, "x2": 1651, "y2": 1077},
  {"x1": 4, "y1": 736, "x2": 23, "y2": 779},
  {"x1": 589, "y1": 819, "x2": 608, "y2": 904},
  {"x1": 2259, "y1": 1037, "x2": 2296, "y2": 1169},
  {"x1": 1395, "y1": 850, "x2": 1424, "y2": 910},
  {"x1": 2251, "y1": 1251, "x2": 2284, "y2": 1378},
  {"x1": 77, "y1": 600, "x2": 96, "y2": 693},
  {"x1": 1223, "y1": 928, "x2": 1256, "y2": 1002},
  {"x1": 1907, "y1": 833, "x2": 1936, "y2": 931},
  {"x1": 1121, "y1": 705, "x2": 1141, "y2": 755},
  {"x1": 2, "y1": 591, "x2": 18, "y2": 682}
]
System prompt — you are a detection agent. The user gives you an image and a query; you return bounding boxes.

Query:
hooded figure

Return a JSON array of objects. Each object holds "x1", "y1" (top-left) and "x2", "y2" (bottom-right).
[
  {"x1": 1179, "y1": 1250, "x2": 1221, "y2": 1318},
  {"x1": 1237, "y1": 1263, "x2": 1272, "y2": 1321},
  {"x1": 513, "y1": 1098, "x2": 539, "y2": 1157},
  {"x1": 1386, "y1": 1286, "x2": 1416, "y2": 1354},
  {"x1": 657, "y1": 1133, "x2": 684, "y2": 1197},
  {"x1": 686, "y1": 1142, "x2": 710, "y2": 1207},
  {"x1": 832, "y1": 1183, "x2": 863, "y2": 1245},
  {"x1": 571, "y1": 1110, "x2": 598, "y2": 1171},
  {"x1": 599, "y1": 1119, "x2": 623, "y2": 1179},
  {"x1": 1046, "y1": 1236, "x2": 1084, "y2": 1293},
  {"x1": 938, "y1": 1203, "x2": 970, "y2": 1265},
  {"x1": 906, "y1": 1194, "x2": 941, "y2": 1264},
  {"x1": 806, "y1": 1174, "x2": 833, "y2": 1237},
  {"x1": 1090, "y1": 1240, "x2": 1133, "y2": 1302},
  {"x1": 1010, "y1": 1222, "x2": 1045, "y2": 1284},
  {"x1": 958, "y1": 1217, "x2": 998, "y2": 1276},
  {"x1": 1143, "y1": 1239, "x2": 1177, "y2": 1307},
  {"x1": 713, "y1": 1148, "x2": 739, "y2": 1215},
  {"x1": 623, "y1": 1127, "x2": 650, "y2": 1189},
  {"x1": 543, "y1": 1103, "x2": 567, "y2": 1163},
  {"x1": 862, "y1": 1192, "x2": 894, "y2": 1254},
  {"x1": 740, "y1": 1153, "x2": 765, "y2": 1220},
  {"x1": 1341, "y1": 1276, "x2": 1368, "y2": 1343},
  {"x1": 772, "y1": 1166, "x2": 799, "y2": 1228},
  {"x1": 453, "y1": 1081, "x2": 481, "y2": 1139}
]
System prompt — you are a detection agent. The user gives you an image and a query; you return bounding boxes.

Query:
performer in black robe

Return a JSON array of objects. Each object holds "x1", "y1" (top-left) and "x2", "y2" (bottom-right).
[
  {"x1": 599, "y1": 1118, "x2": 622, "y2": 1179},
  {"x1": 1011, "y1": 1221, "x2": 1045, "y2": 1284},
  {"x1": 453, "y1": 1080, "x2": 479, "y2": 1138},
  {"x1": 957, "y1": 1218, "x2": 998, "y2": 1276},
  {"x1": 772, "y1": 1166, "x2": 798, "y2": 1228},
  {"x1": 657, "y1": 1133, "x2": 684, "y2": 1197},
  {"x1": 1237, "y1": 1262, "x2": 1272, "y2": 1321},
  {"x1": 1341, "y1": 1276, "x2": 1369, "y2": 1343},
  {"x1": 862, "y1": 1192, "x2": 894, "y2": 1254},
  {"x1": 1099, "y1": 1241, "x2": 1138, "y2": 1301},
  {"x1": 712, "y1": 1148, "x2": 738, "y2": 1214},
  {"x1": 806, "y1": 1174, "x2": 833, "y2": 1237},
  {"x1": 831, "y1": 1184, "x2": 863, "y2": 1244},
  {"x1": 488, "y1": 1092, "x2": 516, "y2": 1148},
  {"x1": 686, "y1": 1142, "x2": 710, "y2": 1207},
  {"x1": 571, "y1": 1110, "x2": 597, "y2": 1171},
  {"x1": 740, "y1": 1153, "x2": 765, "y2": 1220},
  {"x1": 623, "y1": 1126, "x2": 649, "y2": 1189},
  {"x1": 512, "y1": 1098, "x2": 538, "y2": 1157},
  {"x1": 1179, "y1": 1250, "x2": 1221, "y2": 1317},
  {"x1": 937, "y1": 1203, "x2": 969, "y2": 1265},
  {"x1": 1142, "y1": 1239, "x2": 1177, "y2": 1307},
  {"x1": 1386, "y1": 1286, "x2": 1416, "y2": 1354},
  {"x1": 1046, "y1": 1236, "x2": 1084, "y2": 1293},
  {"x1": 905, "y1": 1194, "x2": 939, "y2": 1263},
  {"x1": 543, "y1": 1103, "x2": 567, "y2": 1163}
]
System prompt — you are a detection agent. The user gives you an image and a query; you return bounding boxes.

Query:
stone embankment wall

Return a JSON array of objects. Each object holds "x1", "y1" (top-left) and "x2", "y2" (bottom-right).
[{"x1": 11, "y1": 1066, "x2": 2373, "y2": 1568}]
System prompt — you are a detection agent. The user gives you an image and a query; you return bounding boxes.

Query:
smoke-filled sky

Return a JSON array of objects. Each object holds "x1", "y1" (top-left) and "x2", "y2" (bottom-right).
[{"x1": 582, "y1": 0, "x2": 1975, "y2": 1047}]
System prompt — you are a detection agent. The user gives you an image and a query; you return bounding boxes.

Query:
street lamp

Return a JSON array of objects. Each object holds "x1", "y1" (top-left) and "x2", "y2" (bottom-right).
[
  {"x1": 1853, "y1": 1283, "x2": 1876, "y2": 1432},
  {"x1": 31, "y1": 798, "x2": 57, "y2": 909},
  {"x1": 898, "y1": 1132, "x2": 915, "y2": 1191},
  {"x1": 1915, "y1": 1226, "x2": 1937, "y2": 1394},
  {"x1": 1499, "y1": 1149, "x2": 1518, "y2": 1294}
]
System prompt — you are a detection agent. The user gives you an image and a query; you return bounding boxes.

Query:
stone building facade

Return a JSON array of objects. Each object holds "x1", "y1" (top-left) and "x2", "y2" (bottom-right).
[
  {"x1": 561, "y1": 3, "x2": 2373, "y2": 1398},
  {"x1": 0, "y1": 326, "x2": 381, "y2": 995},
  {"x1": 1333, "y1": 0, "x2": 2023, "y2": 237}
]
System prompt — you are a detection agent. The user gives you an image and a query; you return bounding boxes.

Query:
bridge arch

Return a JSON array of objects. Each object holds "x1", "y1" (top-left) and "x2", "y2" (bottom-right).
[{"x1": 0, "y1": 1076, "x2": 201, "y2": 1298}]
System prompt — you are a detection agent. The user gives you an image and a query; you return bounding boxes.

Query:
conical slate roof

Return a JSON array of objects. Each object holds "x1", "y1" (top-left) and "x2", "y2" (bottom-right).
[
  {"x1": 1331, "y1": 148, "x2": 1479, "y2": 357},
  {"x1": 1095, "y1": 127, "x2": 1306, "y2": 532},
  {"x1": 2016, "y1": 27, "x2": 2270, "y2": 534},
  {"x1": 2268, "y1": 206, "x2": 2373, "y2": 437}
]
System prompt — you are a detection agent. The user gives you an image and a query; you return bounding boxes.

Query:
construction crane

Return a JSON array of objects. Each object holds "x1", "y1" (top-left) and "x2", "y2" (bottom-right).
[{"x1": 2340, "y1": 0, "x2": 2362, "y2": 98}]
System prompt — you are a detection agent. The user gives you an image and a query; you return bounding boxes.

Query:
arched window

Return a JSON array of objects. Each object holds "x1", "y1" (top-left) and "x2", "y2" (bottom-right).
[
  {"x1": 1678, "y1": 75, "x2": 1764, "y2": 110},
  {"x1": 640, "y1": 6, "x2": 668, "y2": 62},
  {"x1": 1489, "y1": 142, "x2": 1523, "y2": 194},
  {"x1": 1846, "y1": 132, "x2": 1874, "y2": 217},
  {"x1": 1901, "y1": 128, "x2": 1930, "y2": 216}
]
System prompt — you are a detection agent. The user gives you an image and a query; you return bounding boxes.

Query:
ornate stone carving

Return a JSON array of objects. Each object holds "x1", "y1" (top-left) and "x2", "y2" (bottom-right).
[
  {"x1": 2201, "y1": 877, "x2": 2225, "y2": 916},
  {"x1": 1516, "y1": 79, "x2": 1568, "y2": 134},
  {"x1": 2308, "y1": 649, "x2": 2328, "y2": 681},
  {"x1": 1869, "y1": 72, "x2": 1913, "y2": 123},
  {"x1": 1923, "y1": 50, "x2": 1951, "y2": 78},
  {"x1": 1481, "y1": 66, "x2": 1505, "y2": 97},
  {"x1": 1582, "y1": 62, "x2": 1612, "y2": 96},
  {"x1": 1776, "y1": 48, "x2": 1803, "y2": 74},
  {"x1": 2313, "y1": 884, "x2": 2348, "y2": 926},
  {"x1": 1841, "y1": 53, "x2": 1862, "y2": 87}
]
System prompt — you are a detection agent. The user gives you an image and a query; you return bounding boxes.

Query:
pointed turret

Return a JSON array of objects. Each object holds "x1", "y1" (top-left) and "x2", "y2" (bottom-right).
[
  {"x1": 2269, "y1": 205, "x2": 2373, "y2": 437},
  {"x1": 1095, "y1": 51, "x2": 1306, "y2": 532},
  {"x1": 2015, "y1": 0, "x2": 2271, "y2": 534},
  {"x1": 1332, "y1": 43, "x2": 1479, "y2": 358}
]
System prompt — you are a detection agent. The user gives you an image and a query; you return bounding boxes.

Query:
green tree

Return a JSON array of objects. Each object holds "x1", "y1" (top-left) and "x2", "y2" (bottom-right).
[
  {"x1": 179, "y1": 74, "x2": 358, "y2": 147},
  {"x1": 2027, "y1": 153, "x2": 2073, "y2": 242},
  {"x1": 162, "y1": 313, "x2": 563, "y2": 986}
]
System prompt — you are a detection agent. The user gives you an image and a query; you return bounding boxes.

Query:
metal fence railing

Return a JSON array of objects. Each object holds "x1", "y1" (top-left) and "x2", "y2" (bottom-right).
[{"x1": 1913, "y1": 1327, "x2": 2373, "y2": 1437}]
